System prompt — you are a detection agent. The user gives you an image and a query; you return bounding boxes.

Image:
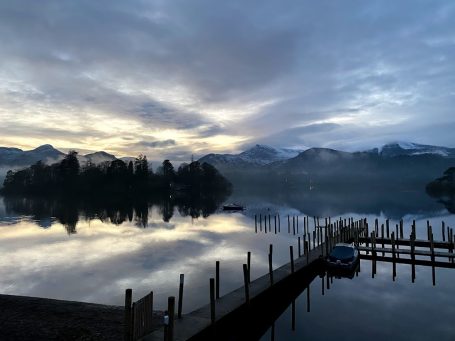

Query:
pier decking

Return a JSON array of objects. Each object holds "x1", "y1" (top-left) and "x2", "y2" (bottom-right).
[{"x1": 136, "y1": 219, "x2": 366, "y2": 341}]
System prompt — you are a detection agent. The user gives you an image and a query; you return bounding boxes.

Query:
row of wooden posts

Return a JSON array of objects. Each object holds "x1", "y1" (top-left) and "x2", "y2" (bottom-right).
[{"x1": 124, "y1": 217, "x2": 367, "y2": 341}]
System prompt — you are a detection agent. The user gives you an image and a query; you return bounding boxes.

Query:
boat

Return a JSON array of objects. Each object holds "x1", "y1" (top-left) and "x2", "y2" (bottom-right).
[
  {"x1": 222, "y1": 203, "x2": 244, "y2": 211},
  {"x1": 326, "y1": 243, "x2": 359, "y2": 271}
]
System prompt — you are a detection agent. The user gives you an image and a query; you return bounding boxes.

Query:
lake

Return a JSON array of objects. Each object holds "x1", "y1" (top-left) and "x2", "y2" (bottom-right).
[{"x1": 0, "y1": 188, "x2": 454, "y2": 340}]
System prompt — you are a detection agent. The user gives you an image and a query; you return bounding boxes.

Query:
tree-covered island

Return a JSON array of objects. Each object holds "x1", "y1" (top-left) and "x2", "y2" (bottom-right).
[{"x1": 1, "y1": 151, "x2": 232, "y2": 198}]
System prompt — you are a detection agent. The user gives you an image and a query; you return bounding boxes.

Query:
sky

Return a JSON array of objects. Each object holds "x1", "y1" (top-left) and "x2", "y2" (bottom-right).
[{"x1": 0, "y1": 0, "x2": 454, "y2": 161}]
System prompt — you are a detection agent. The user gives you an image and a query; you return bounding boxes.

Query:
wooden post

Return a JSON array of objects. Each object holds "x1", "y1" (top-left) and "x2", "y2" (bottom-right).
[
  {"x1": 167, "y1": 296, "x2": 175, "y2": 341},
  {"x1": 243, "y1": 264, "x2": 250, "y2": 304},
  {"x1": 442, "y1": 221, "x2": 446, "y2": 241},
  {"x1": 209, "y1": 279, "x2": 215, "y2": 324},
  {"x1": 293, "y1": 216, "x2": 296, "y2": 235},
  {"x1": 303, "y1": 234, "x2": 307, "y2": 255},
  {"x1": 274, "y1": 215, "x2": 277, "y2": 234},
  {"x1": 381, "y1": 224, "x2": 385, "y2": 256},
  {"x1": 410, "y1": 231, "x2": 415, "y2": 283},
  {"x1": 290, "y1": 246, "x2": 295, "y2": 273},
  {"x1": 400, "y1": 220, "x2": 403, "y2": 239},
  {"x1": 178, "y1": 274, "x2": 184, "y2": 318},
  {"x1": 269, "y1": 215, "x2": 271, "y2": 232},
  {"x1": 391, "y1": 232, "x2": 396, "y2": 280},
  {"x1": 260, "y1": 214, "x2": 262, "y2": 231},
  {"x1": 255, "y1": 214, "x2": 257, "y2": 232},
  {"x1": 268, "y1": 253, "x2": 274, "y2": 285},
  {"x1": 247, "y1": 252, "x2": 251, "y2": 284},
  {"x1": 430, "y1": 232, "x2": 435, "y2": 286},
  {"x1": 278, "y1": 214, "x2": 280, "y2": 232},
  {"x1": 124, "y1": 288, "x2": 132, "y2": 341},
  {"x1": 215, "y1": 261, "x2": 220, "y2": 299},
  {"x1": 306, "y1": 283, "x2": 311, "y2": 312},
  {"x1": 297, "y1": 216, "x2": 299, "y2": 234},
  {"x1": 386, "y1": 220, "x2": 390, "y2": 238},
  {"x1": 298, "y1": 237, "x2": 301, "y2": 257},
  {"x1": 288, "y1": 215, "x2": 290, "y2": 233}
]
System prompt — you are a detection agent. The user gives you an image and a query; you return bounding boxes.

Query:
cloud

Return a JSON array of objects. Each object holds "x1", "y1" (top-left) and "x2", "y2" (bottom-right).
[
  {"x1": 0, "y1": 0, "x2": 454, "y2": 158},
  {"x1": 135, "y1": 139, "x2": 176, "y2": 148}
]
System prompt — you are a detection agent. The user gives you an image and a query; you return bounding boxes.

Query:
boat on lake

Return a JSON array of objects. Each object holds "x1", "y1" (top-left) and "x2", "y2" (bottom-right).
[
  {"x1": 326, "y1": 243, "x2": 359, "y2": 271},
  {"x1": 222, "y1": 203, "x2": 244, "y2": 211}
]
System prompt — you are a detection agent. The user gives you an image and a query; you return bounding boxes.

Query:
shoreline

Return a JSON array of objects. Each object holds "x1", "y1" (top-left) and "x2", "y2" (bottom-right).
[{"x1": 0, "y1": 294, "x2": 164, "y2": 340}]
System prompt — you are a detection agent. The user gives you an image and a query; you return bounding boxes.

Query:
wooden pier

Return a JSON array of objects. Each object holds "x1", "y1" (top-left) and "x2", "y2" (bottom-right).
[
  {"x1": 129, "y1": 218, "x2": 367, "y2": 341},
  {"x1": 124, "y1": 216, "x2": 454, "y2": 341}
]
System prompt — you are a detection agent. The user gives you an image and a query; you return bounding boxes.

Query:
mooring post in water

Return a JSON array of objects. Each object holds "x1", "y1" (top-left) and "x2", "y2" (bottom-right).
[
  {"x1": 254, "y1": 214, "x2": 257, "y2": 231},
  {"x1": 400, "y1": 220, "x2": 403, "y2": 239},
  {"x1": 268, "y1": 252, "x2": 274, "y2": 286},
  {"x1": 243, "y1": 264, "x2": 250, "y2": 304},
  {"x1": 442, "y1": 221, "x2": 446, "y2": 241},
  {"x1": 209, "y1": 278, "x2": 215, "y2": 324},
  {"x1": 247, "y1": 252, "x2": 251, "y2": 283},
  {"x1": 391, "y1": 232, "x2": 396, "y2": 280},
  {"x1": 167, "y1": 296, "x2": 175, "y2": 341},
  {"x1": 278, "y1": 214, "x2": 281, "y2": 232},
  {"x1": 297, "y1": 216, "x2": 299, "y2": 234},
  {"x1": 215, "y1": 261, "x2": 220, "y2": 299},
  {"x1": 386, "y1": 220, "x2": 390, "y2": 239},
  {"x1": 259, "y1": 214, "x2": 262, "y2": 231},
  {"x1": 395, "y1": 224, "x2": 400, "y2": 258},
  {"x1": 124, "y1": 288, "x2": 132, "y2": 341},
  {"x1": 293, "y1": 216, "x2": 296, "y2": 235},
  {"x1": 290, "y1": 245, "x2": 295, "y2": 273},
  {"x1": 298, "y1": 237, "x2": 301, "y2": 257},
  {"x1": 303, "y1": 234, "x2": 307, "y2": 255},
  {"x1": 178, "y1": 274, "x2": 184, "y2": 318},
  {"x1": 430, "y1": 232, "x2": 436, "y2": 286},
  {"x1": 306, "y1": 283, "x2": 311, "y2": 313},
  {"x1": 269, "y1": 215, "x2": 271, "y2": 232},
  {"x1": 274, "y1": 215, "x2": 277, "y2": 234},
  {"x1": 410, "y1": 231, "x2": 416, "y2": 282}
]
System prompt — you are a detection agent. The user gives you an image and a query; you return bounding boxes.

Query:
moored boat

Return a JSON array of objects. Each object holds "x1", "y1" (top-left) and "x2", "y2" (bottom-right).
[{"x1": 223, "y1": 203, "x2": 244, "y2": 211}]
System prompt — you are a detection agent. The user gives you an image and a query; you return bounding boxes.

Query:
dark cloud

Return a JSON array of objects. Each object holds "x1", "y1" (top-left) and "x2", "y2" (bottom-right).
[{"x1": 135, "y1": 139, "x2": 176, "y2": 148}]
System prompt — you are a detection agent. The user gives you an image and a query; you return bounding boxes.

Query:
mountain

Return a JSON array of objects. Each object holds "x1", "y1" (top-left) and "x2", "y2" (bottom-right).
[
  {"x1": 0, "y1": 144, "x2": 64, "y2": 167},
  {"x1": 369, "y1": 142, "x2": 455, "y2": 158},
  {"x1": 78, "y1": 151, "x2": 117, "y2": 165},
  {"x1": 199, "y1": 144, "x2": 302, "y2": 170}
]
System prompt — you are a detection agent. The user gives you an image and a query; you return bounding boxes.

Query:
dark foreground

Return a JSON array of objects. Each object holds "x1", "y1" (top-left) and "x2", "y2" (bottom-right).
[{"x1": 0, "y1": 294, "x2": 163, "y2": 341}]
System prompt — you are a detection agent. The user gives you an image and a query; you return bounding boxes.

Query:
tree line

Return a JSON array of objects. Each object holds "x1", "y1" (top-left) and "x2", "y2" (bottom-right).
[{"x1": 1, "y1": 151, "x2": 232, "y2": 197}]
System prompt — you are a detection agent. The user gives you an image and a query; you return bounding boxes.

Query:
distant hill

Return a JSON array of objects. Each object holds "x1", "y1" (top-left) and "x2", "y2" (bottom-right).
[
  {"x1": 367, "y1": 142, "x2": 455, "y2": 158},
  {"x1": 199, "y1": 144, "x2": 302, "y2": 170},
  {"x1": 0, "y1": 145, "x2": 135, "y2": 185},
  {"x1": 0, "y1": 144, "x2": 64, "y2": 167},
  {"x1": 199, "y1": 142, "x2": 455, "y2": 191}
]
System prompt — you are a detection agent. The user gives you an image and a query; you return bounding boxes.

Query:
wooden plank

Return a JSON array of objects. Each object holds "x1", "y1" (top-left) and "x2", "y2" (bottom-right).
[
  {"x1": 360, "y1": 254, "x2": 455, "y2": 269},
  {"x1": 358, "y1": 246, "x2": 454, "y2": 258},
  {"x1": 358, "y1": 237, "x2": 451, "y2": 249}
]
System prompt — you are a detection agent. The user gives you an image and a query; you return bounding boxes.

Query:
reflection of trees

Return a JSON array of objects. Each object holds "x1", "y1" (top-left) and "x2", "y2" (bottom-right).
[{"x1": 2, "y1": 188, "x2": 229, "y2": 232}]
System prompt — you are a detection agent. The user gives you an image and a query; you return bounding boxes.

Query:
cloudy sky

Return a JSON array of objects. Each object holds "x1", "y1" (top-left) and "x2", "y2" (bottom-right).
[{"x1": 1, "y1": 0, "x2": 454, "y2": 161}]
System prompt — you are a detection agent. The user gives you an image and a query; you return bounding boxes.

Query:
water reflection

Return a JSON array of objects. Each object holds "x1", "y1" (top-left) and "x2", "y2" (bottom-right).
[
  {"x1": 260, "y1": 260, "x2": 455, "y2": 341},
  {"x1": 229, "y1": 188, "x2": 455, "y2": 219},
  {"x1": 0, "y1": 191, "x2": 227, "y2": 233}
]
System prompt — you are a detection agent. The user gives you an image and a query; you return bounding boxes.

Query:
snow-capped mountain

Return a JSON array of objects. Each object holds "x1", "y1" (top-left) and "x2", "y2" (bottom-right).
[
  {"x1": 238, "y1": 144, "x2": 302, "y2": 165},
  {"x1": 0, "y1": 144, "x2": 64, "y2": 167},
  {"x1": 199, "y1": 144, "x2": 302, "y2": 169},
  {"x1": 78, "y1": 151, "x2": 117, "y2": 165},
  {"x1": 372, "y1": 142, "x2": 455, "y2": 158}
]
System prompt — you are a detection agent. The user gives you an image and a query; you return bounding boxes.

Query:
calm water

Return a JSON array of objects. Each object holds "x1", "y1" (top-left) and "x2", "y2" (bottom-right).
[{"x1": 0, "y1": 189, "x2": 454, "y2": 340}]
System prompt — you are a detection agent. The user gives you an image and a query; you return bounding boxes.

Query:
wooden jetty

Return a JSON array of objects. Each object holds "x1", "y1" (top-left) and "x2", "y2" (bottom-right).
[
  {"x1": 126, "y1": 218, "x2": 367, "y2": 341},
  {"x1": 124, "y1": 216, "x2": 454, "y2": 341}
]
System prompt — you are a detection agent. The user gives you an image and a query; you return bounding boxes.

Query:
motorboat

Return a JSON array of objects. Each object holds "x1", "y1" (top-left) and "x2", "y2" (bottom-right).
[
  {"x1": 222, "y1": 203, "x2": 244, "y2": 211},
  {"x1": 326, "y1": 243, "x2": 359, "y2": 271}
]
